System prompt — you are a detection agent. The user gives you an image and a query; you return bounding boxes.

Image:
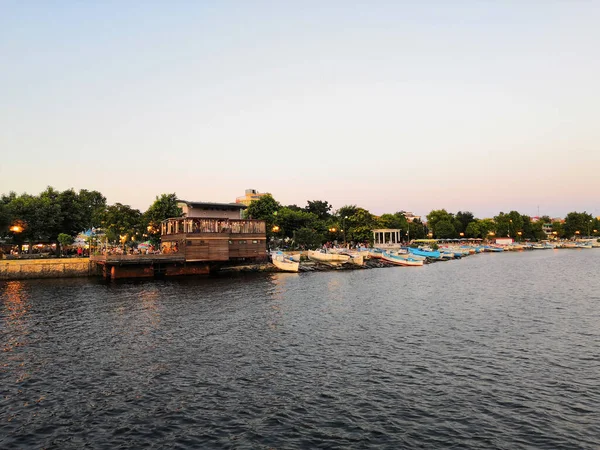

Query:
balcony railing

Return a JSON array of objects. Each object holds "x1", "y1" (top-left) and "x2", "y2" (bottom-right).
[{"x1": 161, "y1": 218, "x2": 265, "y2": 236}]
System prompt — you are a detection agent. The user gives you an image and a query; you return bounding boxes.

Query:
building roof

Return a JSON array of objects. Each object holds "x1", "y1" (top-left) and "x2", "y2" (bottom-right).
[{"x1": 177, "y1": 200, "x2": 247, "y2": 210}]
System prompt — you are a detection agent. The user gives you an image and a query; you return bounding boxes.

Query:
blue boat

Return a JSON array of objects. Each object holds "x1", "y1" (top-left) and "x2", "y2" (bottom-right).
[{"x1": 407, "y1": 247, "x2": 441, "y2": 259}]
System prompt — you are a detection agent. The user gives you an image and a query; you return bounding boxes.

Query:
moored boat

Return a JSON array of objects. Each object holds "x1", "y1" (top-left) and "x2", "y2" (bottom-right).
[
  {"x1": 307, "y1": 250, "x2": 351, "y2": 266},
  {"x1": 381, "y1": 251, "x2": 424, "y2": 266},
  {"x1": 407, "y1": 247, "x2": 441, "y2": 259},
  {"x1": 271, "y1": 251, "x2": 300, "y2": 272}
]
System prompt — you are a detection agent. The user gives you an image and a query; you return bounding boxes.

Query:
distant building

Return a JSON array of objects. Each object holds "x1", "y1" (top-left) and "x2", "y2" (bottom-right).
[
  {"x1": 236, "y1": 189, "x2": 268, "y2": 207},
  {"x1": 399, "y1": 211, "x2": 421, "y2": 222},
  {"x1": 177, "y1": 200, "x2": 246, "y2": 220}
]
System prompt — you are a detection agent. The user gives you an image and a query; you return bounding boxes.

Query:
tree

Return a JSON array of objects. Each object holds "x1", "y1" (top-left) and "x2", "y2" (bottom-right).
[
  {"x1": 57, "y1": 233, "x2": 74, "y2": 256},
  {"x1": 100, "y1": 203, "x2": 142, "y2": 244},
  {"x1": 551, "y1": 221, "x2": 565, "y2": 238},
  {"x1": 245, "y1": 193, "x2": 282, "y2": 240},
  {"x1": 563, "y1": 211, "x2": 593, "y2": 238},
  {"x1": 275, "y1": 207, "x2": 320, "y2": 239},
  {"x1": 465, "y1": 221, "x2": 480, "y2": 238},
  {"x1": 346, "y1": 207, "x2": 377, "y2": 244},
  {"x1": 77, "y1": 189, "x2": 107, "y2": 230},
  {"x1": 455, "y1": 211, "x2": 475, "y2": 234},
  {"x1": 377, "y1": 213, "x2": 408, "y2": 231},
  {"x1": 305, "y1": 200, "x2": 332, "y2": 220},
  {"x1": 408, "y1": 218, "x2": 426, "y2": 240},
  {"x1": 143, "y1": 193, "x2": 183, "y2": 243},
  {"x1": 494, "y1": 211, "x2": 524, "y2": 238},
  {"x1": 426, "y1": 209, "x2": 454, "y2": 235},
  {"x1": 293, "y1": 227, "x2": 324, "y2": 250},
  {"x1": 477, "y1": 218, "x2": 496, "y2": 239},
  {"x1": 434, "y1": 219, "x2": 456, "y2": 239}
]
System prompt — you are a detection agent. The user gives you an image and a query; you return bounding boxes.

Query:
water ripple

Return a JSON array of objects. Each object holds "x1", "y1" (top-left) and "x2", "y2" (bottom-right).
[{"x1": 1, "y1": 251, "x2": 600, "y2": 448}]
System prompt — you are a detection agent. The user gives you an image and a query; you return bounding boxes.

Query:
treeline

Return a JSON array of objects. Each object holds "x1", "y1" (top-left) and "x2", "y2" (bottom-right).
[
  {"x1": 0, "y1": 187, "x2": 181, "y2": 248},
  {"x1": 246, "y1": 195, "x2": 599, "y2": 247},
  {"x1": 1, "y1": 187, "x2": 597, "y2": 250}
]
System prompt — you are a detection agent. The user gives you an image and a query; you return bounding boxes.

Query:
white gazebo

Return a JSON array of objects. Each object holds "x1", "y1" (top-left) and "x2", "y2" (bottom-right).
[{"x1": 372, "y1": 229, "x2": 403, "y2": 249}]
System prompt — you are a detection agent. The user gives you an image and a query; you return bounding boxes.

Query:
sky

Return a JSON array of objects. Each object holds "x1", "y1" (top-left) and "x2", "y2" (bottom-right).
[{"x1": 1, "y1": 1, "x2": 599, "y2": 219}]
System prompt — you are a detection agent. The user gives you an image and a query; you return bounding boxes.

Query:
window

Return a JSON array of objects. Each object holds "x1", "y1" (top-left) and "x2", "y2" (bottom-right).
[
  {"x1": 239, "y1": 240, "x2": 247, "y2": 244},
  {"x1": 228, "y1": 240, "x2": 233, "y2": 245},
  {"x1": 252, "y1": 240, "x2": 258, "y2": 244}
]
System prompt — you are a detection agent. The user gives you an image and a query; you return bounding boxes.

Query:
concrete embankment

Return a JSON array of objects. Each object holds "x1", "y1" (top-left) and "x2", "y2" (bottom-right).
[{"x1": 0, "y1": 258, "x2": 95, "y2": 280}]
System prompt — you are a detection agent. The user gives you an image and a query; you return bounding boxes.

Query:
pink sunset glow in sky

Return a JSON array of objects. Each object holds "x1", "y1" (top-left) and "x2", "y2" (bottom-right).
[{"x1": 1, "y1": 2, "x2": 599, "y2": 219}]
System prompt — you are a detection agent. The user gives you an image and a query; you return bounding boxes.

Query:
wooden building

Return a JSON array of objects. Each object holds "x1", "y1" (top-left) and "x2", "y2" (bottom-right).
[
  {"x1": 160, "y1": 215, "x2": 267, "y2": 262},
  {"x1": 92, "y1": 201, "x2": 267, "y2": 279}
]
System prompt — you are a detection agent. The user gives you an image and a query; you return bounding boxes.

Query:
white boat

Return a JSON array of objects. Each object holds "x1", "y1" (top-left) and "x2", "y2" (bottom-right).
[
  {"x1": 389, "y1": 250, "x2": 426, "y2": 261},
  {"x1": 271, "y1": 251, "x2": 299, "y2": 272},
  {"x1": 347, "y1": 253, "x2": 364, "y2": 266},
  {"x1": 307, "y1": 250, "x2": 350, "y2": 266},
  {"x1": 381, "y1": 251, "x2": 424, "y2": 266}
]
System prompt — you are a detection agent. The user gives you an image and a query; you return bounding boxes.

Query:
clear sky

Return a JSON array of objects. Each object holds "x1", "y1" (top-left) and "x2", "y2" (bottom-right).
[{"x1": 1, "y1": 1, "x2": 599, "y2": 219}]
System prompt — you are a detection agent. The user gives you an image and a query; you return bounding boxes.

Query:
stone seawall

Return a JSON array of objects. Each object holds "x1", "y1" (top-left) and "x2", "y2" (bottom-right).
[{"x1": 0, "y1": 258, "x2": 95, "y2": 280}]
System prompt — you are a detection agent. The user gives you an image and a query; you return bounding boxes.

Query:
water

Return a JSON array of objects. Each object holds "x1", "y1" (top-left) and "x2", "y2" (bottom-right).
[{"x1": 1, "y1": 250, "x2": 599, "y2": 449}]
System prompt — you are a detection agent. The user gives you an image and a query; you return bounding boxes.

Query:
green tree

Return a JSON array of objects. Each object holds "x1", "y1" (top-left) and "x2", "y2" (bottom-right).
[
  {"x1": 100, "y1": 203, "x2": 143, "y2": 244},
  {"x1": 8, "y1": 191, "x2": 61, "y2": 249},
  {"x1": 275, "y1": 207, "x2": 320, "y2": 239},
  {"x1": 57, "y1": 233, "x2": 74, "y2": 256},
  {"x1": 465, "y1": 221, "x2": 480, "y2": 238},
  {"x1": 245, "y1": 193, "x2": 281, "y2": 238},
  {"x1": 426, "y1": 209, "x2": 454, "y2": 235},
  {"x1": 494, "y1": 211, "x2": 524, "y2": 238},
  {"x1": 551, "y1": 221, "x2": 565, "y2": 238},
  {"x1": 293, "y1": 227, "x2": 324, "y2": 249},
  {"x1": 377, "y1": 212, "x2": 408, "y2": 231},
  {"x1": 434, "y1": 219, "x2": 456, "y2": 239},
  {"x1": 346, "y1": 207, "x2": 377, "y2": 244},
  {"x1": 408, "y1": 218, "x2": 426, "y2": 240},
  {"x1": 477, "y1": 218, "x2": 496, "y2": 238},
  {"x1": 563, "y1": 211, "x2": 593, "y2": 238},
  {"x1": 305, "y1": 200, "x2": 332, "y2": 220},
  {"x1": 77, "y1": 189, "x2": 107, "y2": 230},
  {"x1": 455, "y1": 211, "x2": 475, "y2": 234},
  {"x1": 143, "y1": 193, "x2": 183, "y2": 243}
]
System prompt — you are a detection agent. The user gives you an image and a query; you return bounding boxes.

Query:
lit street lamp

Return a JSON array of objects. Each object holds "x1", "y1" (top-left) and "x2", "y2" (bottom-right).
[
  {"x1": 517, "y1": 231, "x2": 522, "y2": 242},
  {"x1": 342, "y1": 216, "x2": 348, "y2": 246}
]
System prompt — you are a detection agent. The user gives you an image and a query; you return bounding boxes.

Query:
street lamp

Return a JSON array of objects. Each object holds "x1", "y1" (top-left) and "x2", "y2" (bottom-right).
[
  {"x1": 588, "y1": 220, "x2": 592, "y2": 237},
  {"x1": 517, "y1": 231, "x2": 522, "y2": 242},
  {"x1": 508, "y1": 219, "x2": 512, "y2": 237},
  {"x1": 10, "y1": 225, "x2": 22, "y2": 233},
  {"x1": 342, "y1": 216, "x2": 348, "y2": 246}
]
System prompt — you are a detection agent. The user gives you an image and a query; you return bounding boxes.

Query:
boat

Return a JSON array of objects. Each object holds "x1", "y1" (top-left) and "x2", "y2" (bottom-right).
[
  {"x1": 271, "y1": 251, "x2": 299, "y2": 272},
  {"x1": 407, "y1": 247, "x2": 441, "y2": 259},
  {"x1": 307, "y1": 250, "x2": 350, "y2": 266},
  {"x1": 389, "y1": 250, "x2": 426, "y2": 261},
  {"x1": 485, "y1": 246, "x2": 504, "y2": 252},
  {"x1": 368, "y1": 248, "x2": 384, "y2": 259},
  {"x1": 381, "y1": 251, "x2": 424, "y2": 266}
]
